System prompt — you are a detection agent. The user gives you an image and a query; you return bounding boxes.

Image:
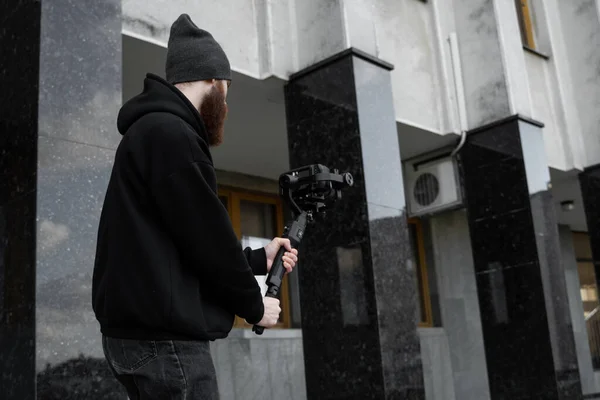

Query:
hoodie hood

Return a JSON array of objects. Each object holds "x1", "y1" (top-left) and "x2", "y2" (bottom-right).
[{"x1": 117, "y1": 73, "x2": 208, "y2": 143}]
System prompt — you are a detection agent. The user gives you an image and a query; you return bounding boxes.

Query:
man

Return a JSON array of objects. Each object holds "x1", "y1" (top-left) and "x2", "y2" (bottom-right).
[{"x1": 92, "y1": 14, "x2": 298, "y2": 399}]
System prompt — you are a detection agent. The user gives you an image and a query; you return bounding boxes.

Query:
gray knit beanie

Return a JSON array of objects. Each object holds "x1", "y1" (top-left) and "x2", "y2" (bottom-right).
[{"x1": 165, "y1": 14, "x2": 232, "y2": 84}]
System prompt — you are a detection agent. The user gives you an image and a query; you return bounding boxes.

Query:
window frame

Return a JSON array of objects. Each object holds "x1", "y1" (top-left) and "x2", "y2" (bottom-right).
[
  {"x1": 218, "y1": 186, "x2": 292, "y2": 329},
  {"x1": 409, "y1": 218, "x2": 434, "y2": 328},
  {"x1": 573, "y1": 231, "x2": 597, "y2": 310},
  {"x1": 515, "y1": 0, "x2": 536, "y2": 49},
  {"x1": 573, "y1": 231, "x2": 594, "y2": 263}
]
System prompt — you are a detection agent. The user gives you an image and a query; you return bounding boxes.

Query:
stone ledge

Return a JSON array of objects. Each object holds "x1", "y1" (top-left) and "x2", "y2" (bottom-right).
[{"x1": 227, "y1": 328, "x2": 303, "y2": 340}]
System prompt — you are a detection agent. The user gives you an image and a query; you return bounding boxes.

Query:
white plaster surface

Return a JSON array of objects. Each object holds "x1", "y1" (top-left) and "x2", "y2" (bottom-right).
[
  {"x1": 554, "y1": 0, "x2": 600, "y2": 168},
  {"x1": 121, "y1": 0, "x2": 600, "y2": 172},
  {"x1": 123, "y1": 0, "x2": 263, "y2": 78},
  {"x1": 344, "y1": 0, "x2": 446, "y2": 133},
  {"x1": 452, "y1": 0, "x2": 510, "y2": 128},
  {"x1": 429, "y1": 210, "x2": 492, "y2": 400},
  {"x1": 539, "y1": 0, "x2": 587, "y2": 171},
  {"x1": 293, "y1": 0, "x2": 347, "y2": 69},
  {"x1": 211, "y1": 331, "x2": 307, "y2": 400},
  {"x1": 419, "y1": 328, "x2": 457, "y2": 400},
  {"x1": 492, "y1": 0, "x2": 533, "y2": 117},
  {"x1": 524, "y1": 52, "x2": 569, "y2": 170}
]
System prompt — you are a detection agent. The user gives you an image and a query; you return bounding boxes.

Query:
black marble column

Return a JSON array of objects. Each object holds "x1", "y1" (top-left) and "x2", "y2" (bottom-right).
[
  {"x1": 0, "y1": 1, "x2": 41, "y2": 399},
  {"x1": 580, "y1": 165, "x2": 600, "y2": 288},
  {"x1": 34, "y1": 0, "x2": 125, "y2": 398},
  {"x1": 2, "y1": 1, "x2": 125, "y2": 399},
  {"x1": 285, "y1": 49, "x2": 425, "y2": 400},
  {"x1": 460, "y1": 116, "x2": 582, "y2": 400}
]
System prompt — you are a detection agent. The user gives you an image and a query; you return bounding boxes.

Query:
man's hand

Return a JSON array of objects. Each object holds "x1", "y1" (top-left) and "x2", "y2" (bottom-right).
[
  {"x1": 255, "y1": 297, "x2": 281, "y2": 328},
  {"x1": 264, "y1": 238, "x2": 299, "y2": 274}
]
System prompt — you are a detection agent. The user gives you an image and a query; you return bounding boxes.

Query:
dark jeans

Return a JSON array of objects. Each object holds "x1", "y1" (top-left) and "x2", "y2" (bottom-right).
[{"x1": 102, "y1": 336, "x2": 219, "y2": 400}]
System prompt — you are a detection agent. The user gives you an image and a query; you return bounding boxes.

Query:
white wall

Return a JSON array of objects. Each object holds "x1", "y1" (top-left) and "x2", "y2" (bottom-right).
[
  {"x1": 211, "y1": 330, "x2": 307, "y2": 400},
  {"x1": 553, "y1": 0, "x2": 600, "y2": 169},
  {"x1": 449, "y1": 0, "x2": 510, "y2": 128},
  {"x1": 293, "y1": 0, "x2": 347, "y2": 70},
  {"x1": 524, "y1": 52, "x2": 570, "y2": 171},
  {"x1": 344, "y1": 0, "x2": 449, "y2": 134},
  {"x1": 122, "y1": 0, "x2": 599, "y2": 172},
  {"x1": 122, "y1": 0, "x2": 296, "y2": 79},
  {"x1": 429, "y1": 209, "x2": 491, "y2": 400},
  {"x1": 212, "y1": 327, "x2": 464, "y2": 400},
  {"x1": 419, "y1": 328, "x2": 457, "y2": 400},
  {"x1": 121, "y1": 0, "x2": 451, "y2": 134}
]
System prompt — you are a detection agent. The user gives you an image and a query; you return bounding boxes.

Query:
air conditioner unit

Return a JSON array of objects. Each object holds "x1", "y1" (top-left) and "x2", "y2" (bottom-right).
[{"x1": 403, "y1": 152, "x2": 463, "y2": 217}]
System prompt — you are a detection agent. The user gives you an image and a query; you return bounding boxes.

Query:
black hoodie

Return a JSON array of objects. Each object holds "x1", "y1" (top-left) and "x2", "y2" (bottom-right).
[{"x1": 92, "y1": 73, "x2": 266, "y2": 341}]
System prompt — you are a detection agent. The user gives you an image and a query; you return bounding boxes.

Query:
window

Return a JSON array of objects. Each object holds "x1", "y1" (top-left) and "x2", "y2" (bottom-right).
[
  {"x1": 218, "y1": 187, "x2": 292, "y2": 329},
  {"x1": 515, "y1": 0, "x2": 536, "y2": 49},
  {"x1": 573, "y1": 232, "x2": 600, "y2": 369},
  {"x1": 408, "y1": 218, "x2": 433, "y2": 327},
  {"x1": 574, "y1": 232, "x2": 598, "y2": 317}
]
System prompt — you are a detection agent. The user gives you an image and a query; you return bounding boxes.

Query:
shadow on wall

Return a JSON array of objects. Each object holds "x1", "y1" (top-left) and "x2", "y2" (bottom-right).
[{"x1": 36, "y1": 355, "x2": 126, "y2": 400}]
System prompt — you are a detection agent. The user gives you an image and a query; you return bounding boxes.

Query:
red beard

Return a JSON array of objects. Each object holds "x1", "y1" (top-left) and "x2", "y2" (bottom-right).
[{"x1": 200, "y1": 85, "x2": 228, "y2": 147}]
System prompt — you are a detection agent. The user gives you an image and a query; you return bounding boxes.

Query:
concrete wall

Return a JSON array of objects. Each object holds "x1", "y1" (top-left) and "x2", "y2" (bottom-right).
[
  {"x1": 526, "y1": 0, "x2": 586, "y2": 171},
  {"x1": 553, "y1": 0, "x2": 600, "y2": 168},
  {"x1": 211, "y1": 329, "x2": 307, "y2": 400},
  {"x1": 210, "y1": 327, "x2": 460, "y2": 400},
  {"x1": 419, "y1": 328, "x2": 456, "y2": 400},
  {"x1": 121, "y1": 0, "x2": 300, "y2": 80},
  {"x1": 429, "y1": 209, "x2": 491, "y2": 400},
  {"x1": 121, "y1": 0, "x2": 599, "y2": 172},
  {"x1": 343, "y1": 0, "x2": 448, "y2": 134},
  {"x1": 524, "y1": 51, "x2": 571, "y2": 171},
  {"x1": 122, "y1": 0, "x2": 272, "y2": 79}
]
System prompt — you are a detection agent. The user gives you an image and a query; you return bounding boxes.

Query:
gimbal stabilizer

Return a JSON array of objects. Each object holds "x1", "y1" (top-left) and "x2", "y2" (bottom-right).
[{"x1": 252, "y1": 164, "x2": 354, "y2": 335}]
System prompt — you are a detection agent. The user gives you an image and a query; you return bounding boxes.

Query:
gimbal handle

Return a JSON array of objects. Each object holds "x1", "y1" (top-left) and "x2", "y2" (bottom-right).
[{"x1": 252, "y1": 212, "x2": 307, "y2": 335}]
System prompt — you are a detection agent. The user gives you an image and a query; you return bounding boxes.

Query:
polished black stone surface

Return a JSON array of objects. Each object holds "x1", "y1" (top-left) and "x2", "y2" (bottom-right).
[
  {"x1": 33, "y1": 0, "x2": 126, "y2": 397},
  {"x1": 2, "y1": 1, "x2": 126, "y2": 399},
  {"x1": 0, "y1": 1, "x2": 40, "y2": 206},
  {"x1": 460, "y1": 117, "x2": 581, "y2": 400},
  {"x1": 285, "y1": 52, "x2": 424, "y2": 399},
  {"x1": 0, "y1": 2, "x2": 41, "y2": 399},
  {"x1": 0, "y1": 194, "x2": 37, "y2": 400},
  {"x1": 580, "y1": 165, "x2": 600, "y2": 287}
]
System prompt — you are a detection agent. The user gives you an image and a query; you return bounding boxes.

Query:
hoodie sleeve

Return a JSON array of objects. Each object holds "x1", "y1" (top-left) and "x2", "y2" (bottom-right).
[
  {"x1": 152, "y1": 160, "x2": 265, "y2": 325},
  {"x1": 243, "y1": 247, "x2": 268, "y2": 276}
]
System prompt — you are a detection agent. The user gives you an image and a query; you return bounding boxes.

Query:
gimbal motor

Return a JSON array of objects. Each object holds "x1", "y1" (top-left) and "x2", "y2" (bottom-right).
[
  {"x1": 279, "y1": 164, "x2": 354, "y2": 221},
  {"x1": 253, "y1": 164, "x2": 353, "y2": 335}
]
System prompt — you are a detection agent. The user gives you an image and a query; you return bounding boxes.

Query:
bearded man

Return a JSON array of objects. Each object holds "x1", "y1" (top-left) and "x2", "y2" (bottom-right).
[{"x1": 91, "y1": 14, "x2": 298, "y2": 400}]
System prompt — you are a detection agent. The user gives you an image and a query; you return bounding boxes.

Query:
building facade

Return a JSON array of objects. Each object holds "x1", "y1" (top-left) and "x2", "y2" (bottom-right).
[{"x1": 2, "y1": 0, "x2": 600, "y2": 399}]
